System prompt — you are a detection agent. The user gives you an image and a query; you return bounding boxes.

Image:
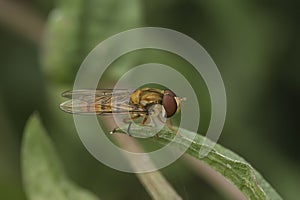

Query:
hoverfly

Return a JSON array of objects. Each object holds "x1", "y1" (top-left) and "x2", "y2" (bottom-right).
[{"x1": 60, "y1": 88, "x2": 185, "y2": 134}]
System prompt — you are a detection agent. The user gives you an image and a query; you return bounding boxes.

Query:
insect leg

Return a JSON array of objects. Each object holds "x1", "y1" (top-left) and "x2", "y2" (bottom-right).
[
  {"x1": 124, "y1": 114, "x2": 141, "y2": 136},
  {"x1": 141, "y1": 116, "x2": 148, "y2": 126},
  {"x1": 122, "y1": 114, "x2": 141, "y2": 123},
  {"x1": 166, "y1": 118, "x2": 176, "y2": 133},
  {"x1": 127, "y1": 122, "x2": 132, "y2": 136}
]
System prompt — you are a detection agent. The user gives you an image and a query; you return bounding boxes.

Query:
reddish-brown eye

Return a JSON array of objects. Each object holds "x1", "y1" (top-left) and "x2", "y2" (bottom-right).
[{"x1": 162, "y1": 89, "x2": 177, "y2": 118}]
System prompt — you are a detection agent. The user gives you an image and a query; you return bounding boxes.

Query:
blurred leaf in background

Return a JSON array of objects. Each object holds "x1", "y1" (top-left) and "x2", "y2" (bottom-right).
[
  {"x1": 42, "y1": 0, "x2": 142, "y2": 84},
  {"x1": 22, "y1": 114, "x2": 99, "y2": 200}
]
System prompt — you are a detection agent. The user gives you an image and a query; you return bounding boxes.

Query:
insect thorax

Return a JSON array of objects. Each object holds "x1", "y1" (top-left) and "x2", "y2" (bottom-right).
[{"x1": 135, "y1": 88, "x2": 163, "y2": 106}]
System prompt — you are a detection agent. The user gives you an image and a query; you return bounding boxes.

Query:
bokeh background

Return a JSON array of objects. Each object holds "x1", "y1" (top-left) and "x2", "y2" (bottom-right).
[{"x1": 0, "y1": 0, "x2": 299, "y2": 199}]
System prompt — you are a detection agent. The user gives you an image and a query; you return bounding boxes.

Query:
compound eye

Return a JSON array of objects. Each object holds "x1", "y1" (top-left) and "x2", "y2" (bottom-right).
[
  {"x1": 164, "y1": 89, "x2": 176, "y2": 97},
  {"x1": 163, "y1": 89, "x2": 177, "y2": 118}
]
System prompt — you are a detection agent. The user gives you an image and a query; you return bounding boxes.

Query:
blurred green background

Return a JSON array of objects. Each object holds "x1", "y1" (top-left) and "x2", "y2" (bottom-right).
[{"x1": 0, "y1": 0, "x2": 299, "y2": 199}]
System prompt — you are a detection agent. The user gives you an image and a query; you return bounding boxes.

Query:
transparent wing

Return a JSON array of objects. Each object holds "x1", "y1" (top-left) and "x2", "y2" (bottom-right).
[
  {"x1": 61, "y1": 89, "x2": 130, "y2": 99},
  {"x1": 60, "y1": 89, "x2": 147, "y2": 115}
]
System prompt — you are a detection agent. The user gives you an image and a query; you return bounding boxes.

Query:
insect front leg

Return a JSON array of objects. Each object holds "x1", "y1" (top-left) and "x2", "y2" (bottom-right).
[{"x1": 166, "y1": 118, "x2": 176, "y2": 133}]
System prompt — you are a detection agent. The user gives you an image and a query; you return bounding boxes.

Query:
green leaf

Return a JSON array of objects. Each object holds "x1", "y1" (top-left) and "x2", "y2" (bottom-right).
[
  {"x1": 21, "y1": 114, "x2": 100, "y2": 200},
  {"x1": 113, "y1": 126, "x2": 282, "y2": 200}
]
